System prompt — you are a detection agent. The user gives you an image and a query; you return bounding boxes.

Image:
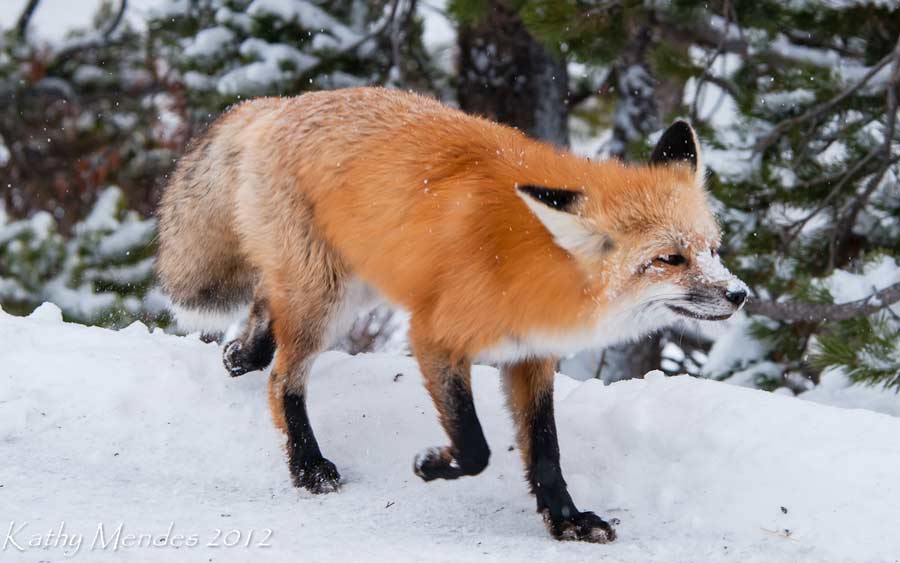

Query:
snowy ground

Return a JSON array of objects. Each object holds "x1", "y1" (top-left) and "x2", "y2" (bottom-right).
[{"x1": 3, "y1": 305, "x2": 900, "y2": 562}]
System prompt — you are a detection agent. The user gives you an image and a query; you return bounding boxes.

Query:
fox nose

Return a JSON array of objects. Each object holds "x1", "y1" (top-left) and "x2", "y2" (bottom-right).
[{"x1": 724, "y1": 288, "x2": 747, "y2": 306}]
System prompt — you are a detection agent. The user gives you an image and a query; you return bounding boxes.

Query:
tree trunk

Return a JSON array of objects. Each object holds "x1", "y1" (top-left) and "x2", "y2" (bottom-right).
[
  {"x1": 456, "y1": 1, "x2": 569, "y2": 146},
  {"x1": 609, "y1": 22, "x2": 659, "y2": 158},
  {"x1": 598, "y1": 335, "x2": 663, "y2": 383}
]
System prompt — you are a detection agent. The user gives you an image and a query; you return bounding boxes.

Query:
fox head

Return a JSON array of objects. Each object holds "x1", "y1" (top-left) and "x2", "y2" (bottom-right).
[{"x1": 517, "y1": 121, "x2": 748, "y2": 326}]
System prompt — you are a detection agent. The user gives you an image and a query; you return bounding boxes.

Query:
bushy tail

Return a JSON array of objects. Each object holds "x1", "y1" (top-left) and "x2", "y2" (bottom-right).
[{"x1": 156, "y1": 128, "x2": 255, "y2": 334}]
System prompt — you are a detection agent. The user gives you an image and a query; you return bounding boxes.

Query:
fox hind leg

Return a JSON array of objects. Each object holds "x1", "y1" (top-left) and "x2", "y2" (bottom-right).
[
  {"x1": 266, "y1": 252, "x2": 351, "y2": 494},
  {"x1": 411, "y1": 329, "x2": 491, "y2": 481},
  {"x1": 503, "y1": 357, "x2": 616, "y2": 543},
  {"x1": 223, "y1": 292, "x2": 276, "y2": 377}
]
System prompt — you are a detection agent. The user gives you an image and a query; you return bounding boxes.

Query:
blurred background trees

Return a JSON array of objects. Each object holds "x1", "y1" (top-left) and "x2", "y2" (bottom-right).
[{"x1": 2, "y1": 0, "x2": 899, "y2": 393}]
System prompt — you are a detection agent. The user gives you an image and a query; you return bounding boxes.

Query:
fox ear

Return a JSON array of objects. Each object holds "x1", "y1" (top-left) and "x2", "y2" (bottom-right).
[
  {"x1": 650, "y1": 120, "x2": 700, "y2": 172},
  {"x1": 516, "y1": 184, "x2": 614, "y2": 256}
]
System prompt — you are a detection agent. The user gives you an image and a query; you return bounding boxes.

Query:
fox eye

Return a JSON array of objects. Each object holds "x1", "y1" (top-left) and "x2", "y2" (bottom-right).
[{"x1": 655, "y1": 254, "x2": 687, "y2": 266}]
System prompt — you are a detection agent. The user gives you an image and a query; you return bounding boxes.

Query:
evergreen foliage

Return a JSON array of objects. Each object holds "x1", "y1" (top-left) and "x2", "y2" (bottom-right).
[{"x1": 0, "y1": 186, "x2": 163, "y2": 327}]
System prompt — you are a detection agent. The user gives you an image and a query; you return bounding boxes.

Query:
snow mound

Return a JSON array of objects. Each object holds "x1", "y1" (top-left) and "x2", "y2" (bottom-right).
[{"x1": 2, "y1": 309, "x2": 899, "y2": 562}]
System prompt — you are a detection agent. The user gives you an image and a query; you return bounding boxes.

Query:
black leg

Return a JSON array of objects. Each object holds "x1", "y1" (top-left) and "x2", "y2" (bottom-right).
[
  {"x1": 414, "y1": 376, "x2": 491, "y2": 480},
  {"x1": 528, "y1": 391, "x2": 615, "y2": 542},
  {"x1": 283, "y1": 390, "x2": 341, "y2": 494},
  {"x1": 504, "y1": 358, "x2": 616, "y2": 543},
  {"x1": 411, "y1": 347, "x2": 491, "y2": 481}
]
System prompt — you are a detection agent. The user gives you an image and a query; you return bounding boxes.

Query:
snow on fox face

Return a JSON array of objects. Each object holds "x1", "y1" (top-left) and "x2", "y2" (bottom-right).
[
  {"x1": 517, "y1": 121, "x2": 747, "y2": 330},
  {"x1": 583, "y1": 176, "x2": 747, "y2": 324},
  {"x1": 633, "y1": 242, "x2": 749, "y2": 322}
]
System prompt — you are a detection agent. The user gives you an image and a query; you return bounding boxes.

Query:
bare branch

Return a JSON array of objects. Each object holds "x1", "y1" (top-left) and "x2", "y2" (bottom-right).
[
  {"x1": 699, "y1": 72, "x2": 740, "y2": 99},
  {"x1": 388, "y1": 0, "x2": 403, "y2": 82},
  {"x1": 690, "y1": 0, "x2": 732, "y2": 124},
  {"x1": 745, "y1": 281, "x2": 900, "y2": 322},
  {"x1": 661, "y1": 19, "x2": 749, "y2": 58},
  {"x1": 778, "y1": 145, "x2": 883, "y2": 250},
  {"x1": 50, "y1": 0, "x2": 128, "y2": 65},
  {"x1": 15, "y1": 0, "x2": 41, "y2": 40},
  {"x1": 102, "y1": 0, "x2": 128, "y2": 40}
]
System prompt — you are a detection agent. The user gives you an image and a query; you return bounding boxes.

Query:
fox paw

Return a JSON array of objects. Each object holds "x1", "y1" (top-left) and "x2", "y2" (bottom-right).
[
  {"x1": 413, "y1": 445, "x2": 489, "y2": 481},
  {"x1": 543, "y1": 510, "x2": 617, "y2": 544},
  {"x1": 222, "y1": 339, "x2": 273, "y2": 377},
  {"x1": 290, "y1": 457, "x2": 341, "y2": 494},
  {"x1": 413, "y1": 447, "x2": 459, "y2": 481},
  {"x1": 223, "y1": 339, "x2": 250, "y2": 376}
]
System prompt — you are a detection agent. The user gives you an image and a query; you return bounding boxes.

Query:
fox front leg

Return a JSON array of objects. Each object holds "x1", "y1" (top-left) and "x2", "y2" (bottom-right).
[
  {"x1": 411, "y1": 338, "x2": 491, "y2": 480},
  {"x1": 503, "y1": 358, "x2": 616, "y2": 543}
]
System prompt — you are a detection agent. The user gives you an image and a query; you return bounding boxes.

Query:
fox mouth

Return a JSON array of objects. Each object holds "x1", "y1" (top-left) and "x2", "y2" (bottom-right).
[{"x1": 666, "y1": 304, "x2": 733, "y2": 321}]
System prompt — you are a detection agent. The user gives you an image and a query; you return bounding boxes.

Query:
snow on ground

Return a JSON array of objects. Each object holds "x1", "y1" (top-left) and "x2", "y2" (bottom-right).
[{"x1": 3, "y1": 305, "x2": 900, "y2": 562}]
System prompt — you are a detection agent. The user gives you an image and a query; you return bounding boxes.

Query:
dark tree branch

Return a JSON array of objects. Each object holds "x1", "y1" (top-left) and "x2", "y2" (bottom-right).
[
  {"x1": 388, "y1": 0, "x2": 403, "y2": 83},
  {"x1": 103, "y1": 0, "x2": 128, "y2": 40},
  {"x1": 778, "y1": 145, "x2": 883, "y2": 251},
  {"x1": 782, "y1": 30, "x2": 862, "y2": 58},
  {"x1": 50, "y1": 0, "x2": 128, "y2": 65},
  {"x1": 755, "y1": 51, "x2": 897, "y2": 153},
  {"x1": 661, "y1": 19, "x2": 749, "y2": 58},
  {"x1": 699, "y1": 72, "x2": 740, "y2": 99},
  {"x1": 15, "y1": 0, "x2": 41, "y2": 40},
  {"x1": 745, "y1": 281, "x2": 900, "y2": 322},
  {"x1": 754, "y1": 49, "x2": 896, "y2": 153},
  {"x1": 691, "y1": 0, "x2": 732, "y2": 124}
]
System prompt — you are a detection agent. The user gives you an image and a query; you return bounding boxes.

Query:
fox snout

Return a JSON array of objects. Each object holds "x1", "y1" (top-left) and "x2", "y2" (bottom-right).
[
  {"x1": 668, "y1": 271, "x2": 749, "y2": 321},
  {"x1": 651, "y1": 249, "x2": 749, "y2": 322},
  {"x1": 666, "y1": 284, "x2": 746, "y2": 321}
]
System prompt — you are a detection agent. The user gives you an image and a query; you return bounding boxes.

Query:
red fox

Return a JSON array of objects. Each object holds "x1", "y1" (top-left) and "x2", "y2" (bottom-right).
[{"x1": 156, "y1": 87, "x2": 746, "y2": 543}]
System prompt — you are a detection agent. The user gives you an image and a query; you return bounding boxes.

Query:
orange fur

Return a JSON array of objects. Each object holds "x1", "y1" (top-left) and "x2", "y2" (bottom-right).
[
  {"x1": 157, "y1": 86, "x2": 736, "y2": 383},
  {"x1": 179, "y1": 88, "x2": 717, "y2": 359}
]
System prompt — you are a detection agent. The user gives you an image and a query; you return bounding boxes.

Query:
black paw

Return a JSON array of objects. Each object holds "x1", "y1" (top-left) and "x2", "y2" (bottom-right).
[
  {"x1": 290, "y1": 457, "x2": 341, "y2": 494},
  {"x1": 543, "y1": 509, "x2": 617, "y2": 543},
  {"x1": 413, "y1": 447, "x2": 461, "y2": 481},
  {"x1": 413, "y1": 445, "x2": 490, "y2": 481},
  {"x1": 223, "y1": 339, "x2": 272, "y2": 377}
]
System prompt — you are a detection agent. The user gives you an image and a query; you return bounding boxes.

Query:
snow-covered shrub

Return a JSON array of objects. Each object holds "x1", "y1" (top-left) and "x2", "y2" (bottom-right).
[
  {"x1": 147, "y1": 0, "x2": 438, "y2": 122},
  {"x1": 0, "y1": 187, "x2": 167, "y2": 328}
]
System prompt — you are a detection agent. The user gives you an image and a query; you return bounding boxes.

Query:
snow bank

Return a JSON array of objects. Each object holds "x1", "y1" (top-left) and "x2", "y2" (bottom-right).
[{"x1": 2, "y1": 308, "x2": 899, "y2": 562}]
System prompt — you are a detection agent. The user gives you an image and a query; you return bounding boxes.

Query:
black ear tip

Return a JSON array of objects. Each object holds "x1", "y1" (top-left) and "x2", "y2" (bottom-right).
[
  {"x1": 518, "y1": 184, "x2": 582, "y2": 212},
  {"x1": 667, "y1": 120, "x2": 694, "y2": 136},
  {"x1": 650, "y1": 120, "x2": 699, "y2": 169}
]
